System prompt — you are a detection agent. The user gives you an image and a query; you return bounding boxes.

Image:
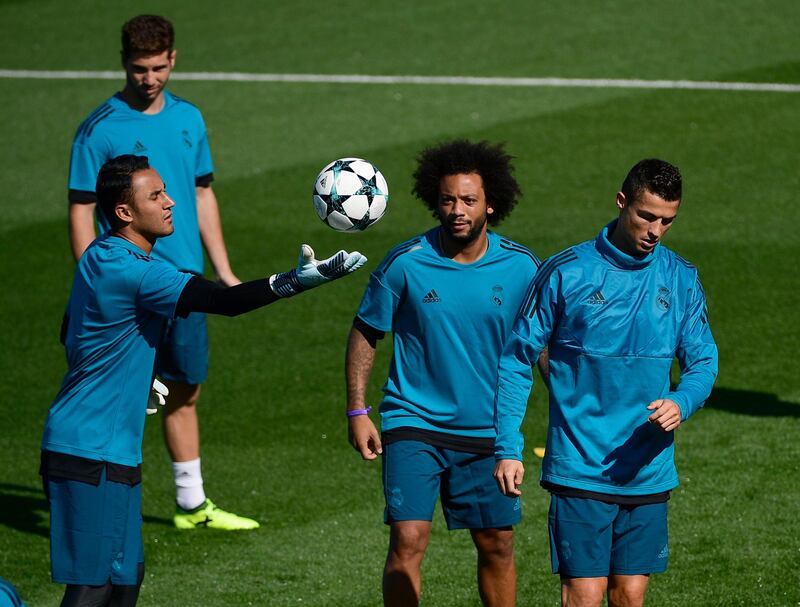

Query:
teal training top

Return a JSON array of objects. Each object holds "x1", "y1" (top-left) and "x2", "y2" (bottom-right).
[
  {"x1": 42, "y1": 234, "x2": 191, "y2": 466},
  {"x1": 0, "y1": 578, "x2": 26, "y2": 607},
  {"x1": 495, "y1": 221, "x2": 719, "y2": 495},
  {"x1": 68, "y1": 91, "x2": 214, "y2": 274},
  {"x1": 357, "y1": 228, "x2": 539, "y2": 437}
]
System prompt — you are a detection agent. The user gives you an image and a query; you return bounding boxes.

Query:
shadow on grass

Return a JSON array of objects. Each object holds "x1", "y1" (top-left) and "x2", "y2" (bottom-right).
[
  {"x1": 0, "y1": 483, "x2": 48, "y2": 538},
  {"x1": 0, "y1": 482, "x2": 173, "y2": 538},
  {"x1": 705, "y1": 386, "x2": 800, "y2": 417},
  {"x1": 140, "y1": 512, "x2": 175, "y2": 527}
]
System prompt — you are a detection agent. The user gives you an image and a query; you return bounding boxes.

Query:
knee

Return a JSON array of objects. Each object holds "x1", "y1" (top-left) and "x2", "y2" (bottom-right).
[
  {"x1": 474, "y1": 529, "x2": 515, "y2": 563},
  {"x1": 562, "y1": 577, "x2": 607, "y2": 607},
  {"x1": 389, "y1": 525, "x2": 430, "y2": 563},
  {"x1": 608, "y1": 584, "x2": 645, "y2": 607}
]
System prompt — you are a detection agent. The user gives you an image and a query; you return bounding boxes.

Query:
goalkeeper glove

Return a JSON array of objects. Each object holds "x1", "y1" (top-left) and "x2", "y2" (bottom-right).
[
  {"x1": 146, "y1": 378, "x2": 169, "y2": 415},
  {"x1": 269, "y1": 244, "x2": 367, "y2": 297}
]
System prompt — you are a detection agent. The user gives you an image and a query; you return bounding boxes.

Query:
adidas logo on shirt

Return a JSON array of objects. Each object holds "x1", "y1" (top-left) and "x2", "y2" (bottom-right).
[
  {"x1": 586, "y1": 290, "x2": 606, "y2": 304},
  {"x1": 422, "y1": 289, "x2": 441, "y2": 303},
  {"x1": 133, "y1": 140, "x2": 148, "y2": 153}
]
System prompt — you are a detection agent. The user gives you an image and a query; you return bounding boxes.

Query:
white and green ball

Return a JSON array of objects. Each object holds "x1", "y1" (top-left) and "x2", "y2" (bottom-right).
[{"x1": 313, "y1": 157, "x2": 388, "y2": 232}]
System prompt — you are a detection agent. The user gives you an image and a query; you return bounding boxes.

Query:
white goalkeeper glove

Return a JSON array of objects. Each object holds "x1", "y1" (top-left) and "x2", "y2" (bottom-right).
[
  {"x1": 269, "y1": 244, "x2": 368, "y2": 297},
  {"x1": 146, "y1": 378, "x2": 169, "y2": 415}
]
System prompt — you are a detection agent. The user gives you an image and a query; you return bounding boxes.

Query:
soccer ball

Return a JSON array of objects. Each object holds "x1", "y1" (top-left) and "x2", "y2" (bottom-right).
[{"x1": 313, "y1": 157, "x2": 388, "y2": 232}]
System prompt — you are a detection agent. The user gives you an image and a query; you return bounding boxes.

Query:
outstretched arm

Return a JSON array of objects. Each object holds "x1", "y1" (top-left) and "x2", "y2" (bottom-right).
[
  {"x1": 196, "y1": 185, "x2": 240, "y2": 286},
  {"x1": 174, "y1": 244, "x2": 368, "y2": 317},
  {"x1": 345, "y1": 322, "x2": 382, "y2": 460}
]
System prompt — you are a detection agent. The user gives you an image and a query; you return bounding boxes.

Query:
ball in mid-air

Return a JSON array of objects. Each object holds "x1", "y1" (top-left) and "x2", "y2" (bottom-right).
[{"x1": 313, "y1": 157, "x2": 388, "y2": 232}]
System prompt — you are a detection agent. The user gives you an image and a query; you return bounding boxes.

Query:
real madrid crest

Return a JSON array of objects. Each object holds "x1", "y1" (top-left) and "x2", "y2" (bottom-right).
[
  {"x1": 491, "y1": 285, "x2": 504, "y2": 306},
  {"x1": 657, "y1": 287, "x2": 671, "y2": 310}
]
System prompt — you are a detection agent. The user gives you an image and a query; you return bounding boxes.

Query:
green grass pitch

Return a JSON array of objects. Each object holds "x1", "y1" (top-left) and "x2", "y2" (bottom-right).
[{"x1": 0, "y1": 1, "x2": 798, "y2": 604}]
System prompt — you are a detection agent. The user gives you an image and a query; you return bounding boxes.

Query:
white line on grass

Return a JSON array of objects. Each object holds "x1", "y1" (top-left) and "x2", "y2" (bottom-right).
[{"x1": 1, "y1": 69, "x2": 798, "y2": 93}]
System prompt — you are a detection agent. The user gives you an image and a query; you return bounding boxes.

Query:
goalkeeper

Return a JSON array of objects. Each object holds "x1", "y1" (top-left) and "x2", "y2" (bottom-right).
[{"x1": 40, "y1": 154, "x2": 366, "y2": 607}]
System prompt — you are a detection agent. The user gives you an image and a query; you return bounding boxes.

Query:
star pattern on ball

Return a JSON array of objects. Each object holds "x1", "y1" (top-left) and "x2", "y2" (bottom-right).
[{"x1": 313, "y1": 158, "x2": 389, "y2": 232}]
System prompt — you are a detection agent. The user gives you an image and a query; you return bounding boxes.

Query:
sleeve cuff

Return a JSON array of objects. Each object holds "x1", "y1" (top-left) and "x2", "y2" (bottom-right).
[
  {"x1": 353, "y1": 316, "x2": 386, "y2": 342},
  {"x1": 68, "y1": 189, "x2": 97, "y2": 203},
  {"x1": 195, "y1": 173, "x2": 214, "y2": 187}
]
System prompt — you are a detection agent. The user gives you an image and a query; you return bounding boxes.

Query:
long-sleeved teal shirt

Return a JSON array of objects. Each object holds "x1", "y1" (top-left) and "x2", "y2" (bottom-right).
[{"x1": 495, "y1": 221, "x2": 718, "y2": 495}]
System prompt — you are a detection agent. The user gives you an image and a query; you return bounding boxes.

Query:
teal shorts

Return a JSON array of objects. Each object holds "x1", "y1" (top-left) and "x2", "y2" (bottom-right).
[
  {"x1": 382, "y1": 440, "x2": 521, "y2": 530},
  {"x1": 548, "y1": 494, "x2": 669, "y2": 577},
  {"x1": 45, "y1": 468, "x2": 143, "y2": 585},
  {"x1": 156, "y1": 311, "x2": 208, "y2": 385}
]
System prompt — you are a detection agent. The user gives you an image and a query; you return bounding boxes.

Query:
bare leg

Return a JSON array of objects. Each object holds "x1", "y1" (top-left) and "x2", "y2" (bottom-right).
[
  {"x1": 161, "y1": 382, "x2": 201, "y2": 462},
  {"x1": 561, "y1": 576, "x2": 607, "y2": 607},
  {"x1": 383, "y1": 521, "x2": 432, "y2": 607},
  {"x1": 471, "y1": 527, "x2": 516, "y2": 607},
  {"x1": 607, "y1": 574, "x2": 649, "y2": 607}
]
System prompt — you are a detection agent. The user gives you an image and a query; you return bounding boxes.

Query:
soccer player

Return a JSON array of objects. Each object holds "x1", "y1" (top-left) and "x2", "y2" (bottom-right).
[
  {"x1": 68, "y1": 15, "x2": 253, "y2": 528},
  {"x1": 493, "y1": 159, "x2": 719, "y2": 607},
  {"x1": 42, "y1": 155, "x2": 366, "y2": 606},
  {"x1": 346, "y1": 140, "x2": 540, "y2": 607},
  {"x1": 0, "y1": 578, "x2": 26, "y2": 607}
]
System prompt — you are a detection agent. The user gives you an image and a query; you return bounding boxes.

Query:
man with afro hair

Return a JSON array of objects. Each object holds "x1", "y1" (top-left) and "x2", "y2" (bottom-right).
[{"x1": 345, "y1": 140, "x2": 540, "y2": 606}]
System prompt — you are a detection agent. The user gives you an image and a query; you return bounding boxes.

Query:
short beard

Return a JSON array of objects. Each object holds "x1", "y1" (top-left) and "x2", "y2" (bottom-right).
[{"x1": 442, "y1": 213, "x2": 488, "y2": 245}]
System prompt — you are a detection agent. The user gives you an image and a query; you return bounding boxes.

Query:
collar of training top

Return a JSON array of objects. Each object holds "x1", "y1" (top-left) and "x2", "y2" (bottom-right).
[{"x1": 595, "y1": 220, "x2": 658, "y2": 270}]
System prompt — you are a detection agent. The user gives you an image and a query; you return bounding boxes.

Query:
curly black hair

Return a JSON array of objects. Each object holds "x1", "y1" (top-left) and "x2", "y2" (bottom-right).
[
  {"x1": 621, "y1": 158, "x2": 682, "y2": 204},
  {"x1": 412, "y1": 140, "x2": 522, "y2": 226}
]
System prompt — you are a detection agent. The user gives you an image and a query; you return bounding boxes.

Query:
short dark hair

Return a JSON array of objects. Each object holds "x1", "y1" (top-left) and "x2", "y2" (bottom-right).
[
  {"x1": 621, "y1": 158, "x2": 682, "y2": 204},
  {"x1": 412, "y1": 140, "x2": 522, "y2": 226},
  {"x1": 121, "y1": 15, "x2": 174, "y2": 61},
  {"x1": 96, "y1": 155, "x2": 151, "y2": 229}
]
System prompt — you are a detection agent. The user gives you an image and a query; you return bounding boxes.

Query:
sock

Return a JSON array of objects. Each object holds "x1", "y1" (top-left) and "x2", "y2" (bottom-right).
[{"x1": 172, "y1": 457, "x2": 206, "y2": 511}]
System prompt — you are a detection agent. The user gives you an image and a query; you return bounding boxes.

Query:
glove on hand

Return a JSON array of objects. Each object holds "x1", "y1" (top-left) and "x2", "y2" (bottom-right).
[
  {"x1": 269, "y1": 244, "x2": 367, "y2": 297},
  {"x1": 146, "y1": 378, "x2": 169, "y2": 415}
]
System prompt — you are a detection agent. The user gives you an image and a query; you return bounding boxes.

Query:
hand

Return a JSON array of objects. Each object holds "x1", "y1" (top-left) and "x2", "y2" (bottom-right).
[
  {"x1": 216, "y1": 271, "x2": 242, "y2": 287},
  {"x1": 348, "y1": 415, "x2": 382, "y2": 460},
  {"x1": 494, "y1": 459, "x2": 524, "y2": 497},
  {"x1": 270, "y1": 244, "x2": 367, "y2": 297},
  {"x1": 647, "y1": 398, "x2": 682, "y2": 431},
  {"x1": 146, "y1": 378, "x2": 169, "y2": 415}
]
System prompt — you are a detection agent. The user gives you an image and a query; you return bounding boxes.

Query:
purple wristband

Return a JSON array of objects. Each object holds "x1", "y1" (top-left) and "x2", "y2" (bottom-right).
[{"x1": 346, "y1": 406, "x2": 372, "y2": 417}]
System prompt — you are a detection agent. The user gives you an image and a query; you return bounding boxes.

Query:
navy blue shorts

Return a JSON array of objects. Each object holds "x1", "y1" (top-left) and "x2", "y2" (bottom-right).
[
  {"x1": 548, "y1": 494, "x2": 669, "y2": 577},
  {"x1": 382, "y1": 440, "x2": 521, "y2": 530},
  {"x1": 156, "y1": 311, "x2": 208, "y2": 385},
  {"x1": 45, "y1": 469, "x2": 143, "y2": 585}
]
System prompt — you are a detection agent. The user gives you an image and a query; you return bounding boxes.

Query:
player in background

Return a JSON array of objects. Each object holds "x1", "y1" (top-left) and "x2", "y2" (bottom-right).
[
  {"x1": 68, "y1": 15, "x2": 253, "y2": 529},
  {"x1": 43, "y1": 155, "x2": 366, "y2": 606},
  {"x1": 346, "y1": 140, "x2": 540, "y2": 607},
  {"x1": 0, "y1": 578, "x2": 26, "y2": 607},
  {"x1": 493, "y1": 159, "x2": 718, "y2": 607}
]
